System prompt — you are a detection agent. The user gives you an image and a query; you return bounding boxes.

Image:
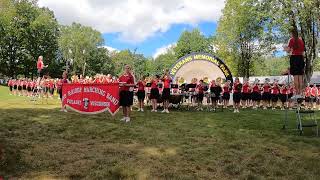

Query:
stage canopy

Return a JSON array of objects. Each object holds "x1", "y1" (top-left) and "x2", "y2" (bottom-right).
[{"x1": 169, "y1": 53, "x2": 233, "y2": 83}]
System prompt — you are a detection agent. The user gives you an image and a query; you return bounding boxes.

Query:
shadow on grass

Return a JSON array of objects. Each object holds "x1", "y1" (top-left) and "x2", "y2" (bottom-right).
[
  {"x1": 0, "y1": 138, "x2": 28, "y2": 178},
  {"x1": 1, "y1": 107, "x2": 320, "y2": 179}
]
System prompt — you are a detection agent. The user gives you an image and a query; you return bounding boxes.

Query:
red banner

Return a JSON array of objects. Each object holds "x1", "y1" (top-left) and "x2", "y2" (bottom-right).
[{"x1": 62, "y1": 84, "x2": 120, "y2": 115}]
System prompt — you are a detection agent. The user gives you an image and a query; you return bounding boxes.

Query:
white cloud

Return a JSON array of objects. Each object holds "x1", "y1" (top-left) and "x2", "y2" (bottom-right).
[
  {"x1": 153, "y1": 43, "x2": 176, "y2": 59},
  {"x1": 38, "y1": 0, "x2": 225, "y2": 43},
  {"x1": 101, "y1": 45, "x2": 118, "y2": 52}
]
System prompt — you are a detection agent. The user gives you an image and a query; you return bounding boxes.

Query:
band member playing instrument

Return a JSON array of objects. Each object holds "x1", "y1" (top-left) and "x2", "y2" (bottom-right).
[
  {"x1": 79, "y1": 75, "x2": 84, "y2": 84},
  {"x1": 310, "y1": 84, "x2": 318, "y2": 110},
  {"x1": 49, "y1": 79, "x2": 55, "y2": 98},
  {"x1": 118, "y1": 65, "x2": 135, "y2": 122},
  {"x1": 271, "y1": 80, "x2": 280, "y2": 110},
  {"x1": 262, "y1": 79, "x2": 271, "y2": 110},
  {"x1": 161, "y1": 69, "x2": 172, "y2": 113},
  {"x1": 241, "y1": 78, "x2": 251, "y2": 109},
  {"x1": 280, "y1": 84, "x2": 289, "y2": 110},
  {"x1": 196, "y1": 80, "x2": 205, "y2": 111},
  {"x1": 43, "y1": 77, "x2": 50, "y2": 99},
  {"x1": 27, "y1": 79, "x2": 32, "y2": 97},
  {"x1": 210, "y1": 80, "x2": 222, "y2": 111},
  {"x1": 13, "y1": 79, "x2": 18, "y2": 96},
  {"x1": 8, "y1": 79, "x2": 13, "y2": 95},
  {"x1": 251, "y1": 79, "x2": 261, "y2": 110},
  {"x1": 304, "y1": 84, "x2": 312, "y2": 110},
  {"x1": 190, "y1": 78, "x2": 198, "y2": 106},
  {"x1": 22, "y1": 78, "x2": 27, "y2": 96},
  {"x1": 137, "y1": 76, "x2": 146, "y2": 112},
  {"x1": 18, "y1": 79, "x2": 23, "y2": 96},
  {"x1": 233, "y1": 78, "x2": 242, "y2": 113},
  {"x1": 288, "y1": 82, "x2": 295, "y2": 110},
  {"x1": 150, "y1": 75, "x2": 160, "y2": 112},
  {"x1": 60, "y1": 71, "x2": 69, "y2": 112},
  {"x1": 222, "y1": 80, "x2": 231, "y2": 108}
]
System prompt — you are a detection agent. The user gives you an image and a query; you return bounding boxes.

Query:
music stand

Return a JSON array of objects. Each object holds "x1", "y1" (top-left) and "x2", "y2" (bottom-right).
[{"x1": 171, "y1": 84, "x2": 178, "y2": 89}]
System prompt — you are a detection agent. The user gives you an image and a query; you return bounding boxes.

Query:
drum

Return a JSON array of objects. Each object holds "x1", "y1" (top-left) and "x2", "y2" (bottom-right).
[
  {"x1": 171, "y1": 88, "x2": 180, "y2": 95},
  {"x1": 170, "y1": 95, "x2": 182, "y2": 104}
]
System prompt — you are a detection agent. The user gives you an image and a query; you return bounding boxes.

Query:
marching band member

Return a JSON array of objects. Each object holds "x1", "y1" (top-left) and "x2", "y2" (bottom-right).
[
  {"x1": 18, "y1": 79, "x2": 23, "y2": 96},
  {"x1": 106, "y1": 74, "x2": 113, "y2": 83},
  {"x1": 79, "y1": 75, "x2": 85, "y2": 84},
  {"x1": 27, "y1": 79, "x2": 32, "y2": 97},
  {"x1": 49, "y1": 79, "x2": 55, "y2": 98},
  {"x1": 233, "y1": 78, "x2": 242, "y2": 113},
  {"x1": 22, "y1": 78, "x2": 27, "y2": 96},
  {"x1": 150, "y1": 75, "x2": 160, "y2": 112},
  {"x1": 118, "y1": 65, "x2": 135, "y2": 122},
  {"x1": 222, "y1": 80, "x2": 231, "y2": 109},
  {"x1": 13, "y1": 79, "x2": 18, "y2": 96},
  {"x1": 196, "y1": 80, "x2": 205, "y2": 111},
  {"x1": 271, "y1": 80, "x2": 280, "y2": 110},
  {"x1": 241, "y1": 78, "x2": 251, "y2": 109},
  {"x1": 304, "y1": 84, "x2": 312, "y2": 110},
  {"x1": 60, "y1": 71, "x2": 69, "y2": 112},
  {"x1": 251, "y1": 79, "x2": 261, "y2": 110},
  {"x1": 129, "y1": 70, "x2": 136, "y2": 112},
  {"x1": 284, "y1": 29, "x2": 305, "y2": 98},
  {"x1": 190, "y1": 78, "x2": 198, "y2": 106},
  {"x1": 136, "y1": 76, "x2": 146, "y2": 112},
  {"x1": 262, "y1": 79, "x2": 271, "y2": 110},
  {"x1": 8, "y1": 79, "x2": 13, "y2": 95},
  {"x1": 288, "y1": 82, "x2": 295, "y2": 110},
  {"x1": 310, "y1": 84, "x2": 318, "y2": 110},
  {"x1": 317, "y1": 85, "x2": 320, "y2": 110},
  {"x1": 279, "y1": 84, "x2": 289, "y2": 110},
  {"x1": 43, "y1": 77, "x2": 50, "y2": 99},
  {"x1": 210, "y1": 80, "x2": 222, "y2": 111},
  {"x1": 161, "y1": 69, "x2": 172, "y2": 113},
  {"x1": 37, "y1": 56, "x2": 48, "y2": 77}
]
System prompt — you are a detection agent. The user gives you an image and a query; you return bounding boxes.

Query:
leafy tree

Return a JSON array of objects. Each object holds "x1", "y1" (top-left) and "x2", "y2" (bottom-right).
[
  {"x1": 153, "y1": 50, "x2": 176, "y2": 75},
  {"x1": 260, "y1": 0, "x2": 320, "y2": 82},
  {"x1": 59, "y1": 23, "x2": 104, "y2": 76},
  {"x1": 110, "y1": 49, "x2": 148, "y2": 78},
  {"x1": 174, "y1": 29, "x2": 210, "y2": 59},
  {"x1": 216, "y1": 0, "x2": 265, "y2": 78},
  {"x1": 0, "y1": 0, "x2": 18, "y2": 77},
  {"x1": 253, "y1": 56, "x2": 289, "y2": 76},
  {"x1": 86, "y1": 47, "x2": 114, "y2": 76},
  {"x1": 0, "y1": 0, "x2": 59, "y2": 78},
  {"x1": 110, "y1": 50, "x2": 134, "y2": 75}
]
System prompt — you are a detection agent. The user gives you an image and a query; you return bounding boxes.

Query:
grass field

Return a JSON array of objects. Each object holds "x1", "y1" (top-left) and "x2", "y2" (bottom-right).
[{"x1": 1, "y1": 85, "x2": 320, "y2": 179}]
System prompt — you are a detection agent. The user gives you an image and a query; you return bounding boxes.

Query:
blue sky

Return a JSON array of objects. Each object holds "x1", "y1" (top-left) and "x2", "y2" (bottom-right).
[
  {"x1": 102, "y1": 22, "x2": 217, "y2": 57},
  {"x1": 38, "y1": 0, "x2": 225, "y2": 57}
]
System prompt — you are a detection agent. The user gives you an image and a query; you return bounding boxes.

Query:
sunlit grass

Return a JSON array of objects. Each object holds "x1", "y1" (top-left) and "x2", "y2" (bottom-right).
[{"x1": 0, "y1": 85, "x2": 320, "y2": 179}]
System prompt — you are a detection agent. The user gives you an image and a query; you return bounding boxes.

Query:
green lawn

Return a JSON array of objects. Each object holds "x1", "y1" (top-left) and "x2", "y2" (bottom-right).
[{"x1": 0, "y1": 85, "x2": 320, "y2": 179}]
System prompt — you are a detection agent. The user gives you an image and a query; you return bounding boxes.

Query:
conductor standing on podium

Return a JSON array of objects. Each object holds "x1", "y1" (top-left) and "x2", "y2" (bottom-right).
[
  {"x1": 284, "y1": 29, "x2": 305, "y2": 97},
  {"x1": 37, "y1": 56, "x2": 48, "y2": 77}
]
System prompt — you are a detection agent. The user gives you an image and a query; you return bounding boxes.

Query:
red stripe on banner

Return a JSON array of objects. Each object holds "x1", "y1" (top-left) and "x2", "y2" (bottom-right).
[{"x1": 62, "y1": 84, "x2": 120, "y2": 116}]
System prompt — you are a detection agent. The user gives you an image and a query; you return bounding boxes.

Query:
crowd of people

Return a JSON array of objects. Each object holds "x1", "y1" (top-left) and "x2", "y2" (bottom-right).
[
  {"x1": 5, "y1": 28, "x2": 309, "y2": 123},
  {"x1": 6, "y1": 73, "x2": 118, "y2": 98},
  {"x1": 7, "y1": 71, "x2": 319, "y2": 110}
]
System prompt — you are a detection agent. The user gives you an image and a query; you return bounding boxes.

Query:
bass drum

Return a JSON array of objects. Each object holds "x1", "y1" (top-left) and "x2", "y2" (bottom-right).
[
  {"x1": 170, "y1": 95, "x2": 182, "y2": 105},
  {"x1": 157, "y1": 96, "x2": 164, "y2": 104}
]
